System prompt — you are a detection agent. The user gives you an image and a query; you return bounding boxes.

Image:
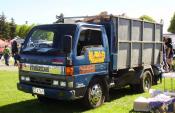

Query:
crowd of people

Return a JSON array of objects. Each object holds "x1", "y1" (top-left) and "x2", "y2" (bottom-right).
[
  {"x1": 0, "y1": 40, "x2": 19, "y2": 66},
  {"x1": 163, "y1": 37, "x2": 174, "y2": 72}
]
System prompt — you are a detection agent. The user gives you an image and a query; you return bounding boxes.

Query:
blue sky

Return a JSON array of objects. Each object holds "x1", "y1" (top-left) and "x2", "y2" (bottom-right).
[{"x1": 0, "y1": 0, "x2": 175, "y2": 33}]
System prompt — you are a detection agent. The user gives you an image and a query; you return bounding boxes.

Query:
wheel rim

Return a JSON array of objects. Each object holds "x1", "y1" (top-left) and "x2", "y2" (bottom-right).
[{"x1": 89, "y1": 84, "x2": 102, "y2": 106}]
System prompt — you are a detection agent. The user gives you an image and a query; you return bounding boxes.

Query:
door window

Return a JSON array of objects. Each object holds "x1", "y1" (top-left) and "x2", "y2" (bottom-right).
[{"x1": 77, "y1": 29, "x2": 103, "y2": 56}]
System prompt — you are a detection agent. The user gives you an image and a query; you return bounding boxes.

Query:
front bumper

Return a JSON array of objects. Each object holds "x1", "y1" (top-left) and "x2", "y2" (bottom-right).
[{"x1": 17, "y1": 83, "x2": 82, "y2": 100}]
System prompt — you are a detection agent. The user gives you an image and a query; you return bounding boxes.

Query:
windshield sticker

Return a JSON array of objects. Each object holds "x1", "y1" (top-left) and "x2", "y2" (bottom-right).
[
  {"x1": 88, "y1": 51, "x2": 105, "y2": 63},
  {"x1": 79, "y1": 65, "x2": 95, "y2": 74},
  {"x1": 51, "y1": 59, "x2": 64, "y2": 65}
]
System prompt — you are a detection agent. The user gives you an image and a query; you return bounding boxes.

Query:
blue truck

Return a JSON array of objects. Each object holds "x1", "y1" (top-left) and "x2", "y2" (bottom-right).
[{"x1": 17, "y1": 15, "x2": 163, "y2": 108}]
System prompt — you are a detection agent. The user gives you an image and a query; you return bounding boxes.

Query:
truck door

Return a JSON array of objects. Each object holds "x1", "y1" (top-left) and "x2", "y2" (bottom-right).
[{"x1": 72, "y1": 26, "x2": 109, "y2": 108}]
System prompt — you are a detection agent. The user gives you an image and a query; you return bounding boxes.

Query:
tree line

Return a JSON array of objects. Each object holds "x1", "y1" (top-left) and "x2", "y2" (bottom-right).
[{"x1": 0, "y1": 12, "x2": 35, "y2": 40}]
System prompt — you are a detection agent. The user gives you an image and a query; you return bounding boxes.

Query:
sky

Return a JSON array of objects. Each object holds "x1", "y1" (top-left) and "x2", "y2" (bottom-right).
[{"x1": 0, "y1": 0, "x2": 175, "y2": 33}]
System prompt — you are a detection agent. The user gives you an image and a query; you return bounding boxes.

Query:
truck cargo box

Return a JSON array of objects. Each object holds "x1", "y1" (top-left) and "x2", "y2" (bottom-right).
[{"x1": 111, "y1": 16, "x2": 163, "y2": 70}]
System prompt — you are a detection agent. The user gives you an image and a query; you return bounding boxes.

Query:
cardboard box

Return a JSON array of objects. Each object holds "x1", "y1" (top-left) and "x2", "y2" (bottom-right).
[
  {"x1": 133, "y1": 101, "x2": 150, "y2": 111},
  {"x1": 133, "y1": 97, "x2": 151, "y2": 111}
]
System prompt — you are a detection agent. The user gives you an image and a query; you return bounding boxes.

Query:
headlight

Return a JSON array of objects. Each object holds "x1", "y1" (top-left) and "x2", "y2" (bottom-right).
[
  {"x1": 53, "y1": 80, "x2": 59, "y2": 85},
  {"x1": 25, "y1": 77, "x2": 30, "y2": 81},
  {"x1": 60, "y1": 81, "x2": 66, "y2": 87},
  {"x1": 21, "y1": 76, "x2": 25, "y2": 81},
  {"x1": 68, "y1": 82, "x2": 73, "y2": 88},
  {"x1": 20, "y1": 76, "x2": 30, "y2": 81}
]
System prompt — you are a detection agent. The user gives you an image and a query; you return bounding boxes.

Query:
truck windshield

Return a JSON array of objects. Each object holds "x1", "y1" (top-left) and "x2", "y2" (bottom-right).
[{"x1": 23, "y1": 24, "x2": 76, "y2": 54}]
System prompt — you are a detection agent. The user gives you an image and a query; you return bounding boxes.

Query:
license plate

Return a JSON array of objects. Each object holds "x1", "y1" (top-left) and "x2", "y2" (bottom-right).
[{"x1": 32, "y1": 87, "x2": 45, "y2": 95}]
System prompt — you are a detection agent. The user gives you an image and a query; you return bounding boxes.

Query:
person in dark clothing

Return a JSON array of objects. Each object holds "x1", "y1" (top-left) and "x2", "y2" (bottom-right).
[
  {"x1": 163, "y1": 37, "x2": 169, "y2": 72},
  {"x1": 166, "y1": 38, "x2": 174, "y2": 71},
  {"x1": 11, "y1": 40, "x2": 19, "y2": 66},
  {"x1": 3, "y1": 45, "x2": 10, "y2": 66}
]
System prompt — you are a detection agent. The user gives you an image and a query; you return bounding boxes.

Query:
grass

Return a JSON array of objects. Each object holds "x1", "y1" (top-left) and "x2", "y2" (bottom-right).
[{"x1": 0, "y1": 70, "x2": 173, "y2": 113}]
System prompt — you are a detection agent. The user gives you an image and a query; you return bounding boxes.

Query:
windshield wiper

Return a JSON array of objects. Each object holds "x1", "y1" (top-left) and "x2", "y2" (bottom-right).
[
  {"x1": 37, "y1": 48, "x2": 53, "y2": 53},
  {"x1": 22, "y1": 47, "x2": 64, "y2": 55}
]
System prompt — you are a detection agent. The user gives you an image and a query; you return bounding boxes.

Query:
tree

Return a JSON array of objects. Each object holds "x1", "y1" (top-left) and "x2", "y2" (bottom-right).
[
  {"x1": 0, "y1": 12, "x2": 15, "y2": 40},
  {"x1": 0, "y1": 13, "x2": 11, "y2": 40},
  {"x1": 139, "y1": 15, "x2": 156, "y2": 22},
  {"x1": 3, "y1": 22, "x2": 10, "y2": 39},
  {"x1": 16, "y1": 24, "x2": 28, "y2": 38},
  {"x1": 168, "y1": 13, "x2": 175, "y2": 33},
  {"x1": 0, "y1": 12, "x2": 6, "y2": 39},
  {"x1": 16, "y1": 24, "x2": 35, "y2": 38},
  {"x1": 9, "y1": 18, "x2": 16, "y2": 39},
  {"x1": 0, "y1": 12, "x2": 35, "y2": 39}
]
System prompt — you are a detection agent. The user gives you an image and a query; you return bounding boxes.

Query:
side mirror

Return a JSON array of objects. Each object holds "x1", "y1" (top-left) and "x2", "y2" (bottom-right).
[{"x1": 63, "y1": 35, "x2": 72, "y2": 53}]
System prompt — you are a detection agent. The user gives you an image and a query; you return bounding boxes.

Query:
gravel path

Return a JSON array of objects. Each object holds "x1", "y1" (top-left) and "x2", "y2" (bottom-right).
[{"x1": 0, "y1": 58, "x2": 18, "y2": 71}]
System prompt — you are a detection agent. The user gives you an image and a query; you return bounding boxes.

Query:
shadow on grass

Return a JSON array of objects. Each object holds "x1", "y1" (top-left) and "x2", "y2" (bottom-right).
[
  {"x1": 109, "y1": 87, "x2": 139, "y2": 101},
  {"x1": 0, "y1": 99, "x2": 88, "y2": 113},
  {"x1": 0, "y1": 88, "x2": 139, "y2": 113}
]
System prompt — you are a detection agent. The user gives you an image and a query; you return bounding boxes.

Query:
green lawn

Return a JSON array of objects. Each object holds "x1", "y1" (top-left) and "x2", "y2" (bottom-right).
[{"x1": 0, "y1": 70, "x2": 172, "y2": 113}]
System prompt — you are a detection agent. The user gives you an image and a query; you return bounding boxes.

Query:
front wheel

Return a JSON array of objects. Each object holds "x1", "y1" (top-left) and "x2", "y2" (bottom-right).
[{"x1": 83, "y1": 79, "x2": 105, "y2": 108}]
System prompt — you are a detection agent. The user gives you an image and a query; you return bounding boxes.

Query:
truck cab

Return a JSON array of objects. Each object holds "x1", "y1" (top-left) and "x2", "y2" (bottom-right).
[{"x1": 18, "y1": 23, "x2": 110, "y2": 108}]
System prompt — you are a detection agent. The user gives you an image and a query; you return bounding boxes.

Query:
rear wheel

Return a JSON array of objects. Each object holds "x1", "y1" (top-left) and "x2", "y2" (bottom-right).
[
  {"x1": 83, "y1": 79, "x2": 105, "y2": 108},
  {"x1": 130, "y1": 71, "x2": 152, "y2": 93},
  {"x1": 142, "y1": 71, "x2": 152, "y2": 92}
]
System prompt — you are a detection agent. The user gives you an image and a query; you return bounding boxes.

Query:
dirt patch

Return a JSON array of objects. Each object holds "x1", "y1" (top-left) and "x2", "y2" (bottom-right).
[{"x1": 0, "y1": 61, "x2": 18, "y2": 71}]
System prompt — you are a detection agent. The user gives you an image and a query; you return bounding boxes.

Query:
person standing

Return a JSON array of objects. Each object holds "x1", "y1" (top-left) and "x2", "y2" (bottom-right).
[
  {"x1": 3, "y1": 45, "x2": 10, "y2": 66},
  {"x1": 11, "y1": 40, "x2": 19, "y2": 66},
  {"x1": 166, "y1": 38, "x2": 174, "y2": 71},
  {"x1": 163, "y1": 37, "x2": 169, "y2": 72}
]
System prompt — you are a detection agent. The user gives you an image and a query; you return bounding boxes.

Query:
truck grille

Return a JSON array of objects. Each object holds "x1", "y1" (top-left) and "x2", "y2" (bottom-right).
[{"x1": 30, "y1": 77, "x2": 52, "y2": 86}]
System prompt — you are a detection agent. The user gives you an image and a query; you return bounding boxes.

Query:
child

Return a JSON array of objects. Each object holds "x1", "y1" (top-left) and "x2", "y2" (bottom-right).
[{"x1": 3, "y1": 45, "x2": 10, "y2": 66}]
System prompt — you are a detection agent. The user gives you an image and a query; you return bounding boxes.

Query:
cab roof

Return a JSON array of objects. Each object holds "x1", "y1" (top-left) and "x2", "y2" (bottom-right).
[{"x1": 34, "y1": 22, "x2": 103, "y2": 28}]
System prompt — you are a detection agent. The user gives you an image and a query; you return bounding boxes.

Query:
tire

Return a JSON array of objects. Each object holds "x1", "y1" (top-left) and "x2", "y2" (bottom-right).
[
  {"x1": 83, "y1": 78, "x2": 105, "y2": 108},
  {"x1": 152, "y1": 66, "x2": 161, "y2": 85},
  {"x1": 130, "y1": 71, "x2": 152, "y2": 93},
  {"x1": 139, "y1": 71, "x2": 152, "y2": 92}
]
